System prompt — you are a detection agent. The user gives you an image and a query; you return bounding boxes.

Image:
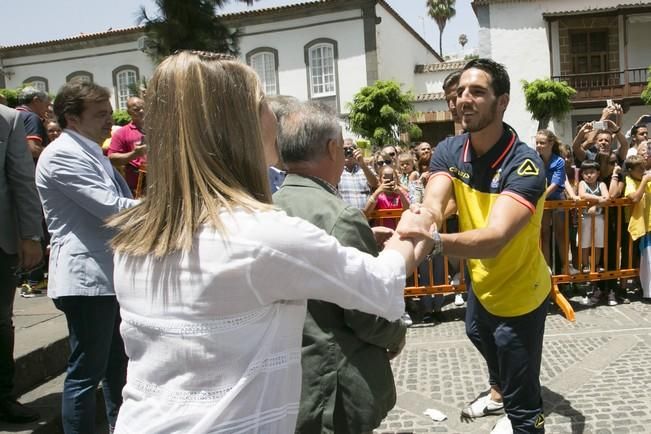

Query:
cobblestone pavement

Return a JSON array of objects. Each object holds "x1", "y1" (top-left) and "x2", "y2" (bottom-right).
[{"x1": 376, "y1": 292, "x2": 651, "y2": 434}]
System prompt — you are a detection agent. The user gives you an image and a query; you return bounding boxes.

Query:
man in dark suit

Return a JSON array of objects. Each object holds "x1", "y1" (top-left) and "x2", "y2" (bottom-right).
[
  {"x1": 273, "y1": 102, "x2": 406, "y2": 434},
  {"x1": 0, "y1": 104, "x2": 43, "y2": 423}
]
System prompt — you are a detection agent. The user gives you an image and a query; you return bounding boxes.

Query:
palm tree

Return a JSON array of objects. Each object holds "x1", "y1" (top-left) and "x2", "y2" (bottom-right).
[
  {"x1": 427, "y1": 0, "x2": 456, "y2": 57},
  {"x1": 458, "y1": 33, "x2": 468, "y2": 49},
  {"x1": 139, "y1": 0, "x2": 257, "y2": 62}
]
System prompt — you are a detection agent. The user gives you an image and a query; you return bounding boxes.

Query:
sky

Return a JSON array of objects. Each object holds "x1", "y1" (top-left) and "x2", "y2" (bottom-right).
[{"x1": 0, "y1": 0, "x2": 478, "y2": 58}]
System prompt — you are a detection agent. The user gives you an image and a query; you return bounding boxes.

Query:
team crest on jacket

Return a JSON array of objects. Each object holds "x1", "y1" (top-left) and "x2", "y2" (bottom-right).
[{"x1": 490, "y1": 169, "x2": 502, "y2": 189}]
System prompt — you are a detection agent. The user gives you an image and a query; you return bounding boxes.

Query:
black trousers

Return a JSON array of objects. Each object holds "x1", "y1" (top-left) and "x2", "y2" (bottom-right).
[
  {"x1": 465, "y1": 285, "x2": 548, "y2": 433},
  {"x1": 0, "y1": 248, "x2": 18, "y2": 399}
]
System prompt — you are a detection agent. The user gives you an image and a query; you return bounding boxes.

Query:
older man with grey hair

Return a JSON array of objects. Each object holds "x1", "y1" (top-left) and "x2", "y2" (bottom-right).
[
  {"x1": 265, "y1": 95, "x2": 299, "y2": 192},
  {"x1": 273, "y1": 102, "x2": 406, "y2": 434},
  {"x1": 16, "y1": 87, "x2": 50, "y2": 160}
]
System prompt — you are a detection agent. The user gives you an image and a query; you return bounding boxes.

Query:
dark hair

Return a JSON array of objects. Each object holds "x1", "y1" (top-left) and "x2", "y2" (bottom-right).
[
  {"x1": 442, "y1": 71, "x2": 461, "y2": 93},
  {"x1": 53, "y1": 81, "x2": 111, "y2": 128},
  {"x1": 632, "y1": 124, "x2": 648, "y2": 139},
  {"x1": 463, "y1": 58, "x2": 510, "y2": 96},
  {"x1": 580, "y1": 160, "x2": 600, "y2": 171}
]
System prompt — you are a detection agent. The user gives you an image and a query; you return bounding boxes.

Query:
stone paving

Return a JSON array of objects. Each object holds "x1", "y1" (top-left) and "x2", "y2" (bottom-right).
[{"x1": 376, "y1": 292, "x2": 651, "y2": 434}]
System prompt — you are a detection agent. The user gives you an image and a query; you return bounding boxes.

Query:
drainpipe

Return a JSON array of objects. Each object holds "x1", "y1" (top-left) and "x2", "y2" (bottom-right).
[{"x1": 0, "y1": 56, "x2": 6, "y2": 88}]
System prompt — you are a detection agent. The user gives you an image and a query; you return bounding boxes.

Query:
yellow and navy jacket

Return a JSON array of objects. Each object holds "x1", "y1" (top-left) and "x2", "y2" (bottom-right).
[{"x1": 429, "y1": 124, "x2": 551, "y2": 317}]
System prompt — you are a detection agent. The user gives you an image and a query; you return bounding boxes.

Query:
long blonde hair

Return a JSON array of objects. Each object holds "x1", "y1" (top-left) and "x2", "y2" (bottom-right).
[{"x1": 108, "y1": 51, "x2": 272, "y2": 257}]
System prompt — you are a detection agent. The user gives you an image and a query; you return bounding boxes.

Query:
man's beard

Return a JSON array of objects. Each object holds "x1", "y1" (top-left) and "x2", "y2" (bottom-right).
[{"x1": 461, "y1": 99, "x2": 498, "y2": 133}]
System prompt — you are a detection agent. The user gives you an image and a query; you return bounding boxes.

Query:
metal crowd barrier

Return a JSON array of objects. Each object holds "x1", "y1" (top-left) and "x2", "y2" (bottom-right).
[{"x1": 367, "y1": 198, "x2": 640, "y2": 322}]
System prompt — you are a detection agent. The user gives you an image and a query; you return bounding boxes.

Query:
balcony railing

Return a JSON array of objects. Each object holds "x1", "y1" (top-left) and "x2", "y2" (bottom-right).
[{"x1": 552, "y1": 67, "x2": 648, "y2": 102}]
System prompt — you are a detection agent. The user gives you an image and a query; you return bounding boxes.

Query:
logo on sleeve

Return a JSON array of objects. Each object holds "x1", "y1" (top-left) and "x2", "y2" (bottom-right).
[
  {"x1": 534, "y1": 413, "x2": 545, "y2": 428},
  {"x1": 517, "y1": 159, "x2": 540, "y2": 176}
]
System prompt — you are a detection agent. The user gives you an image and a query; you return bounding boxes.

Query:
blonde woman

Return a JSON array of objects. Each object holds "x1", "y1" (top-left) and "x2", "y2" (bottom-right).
[{"x1": 108, "y1": 51, "x2": 430, "y2": 433}]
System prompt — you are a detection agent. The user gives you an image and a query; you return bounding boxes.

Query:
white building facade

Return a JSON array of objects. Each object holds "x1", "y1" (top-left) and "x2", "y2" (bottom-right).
[
  {"x1": 472, "y1": 0, "x2": 651, "y2": 144},
  {"x1": 0, "y1": 0, "x2": 442, "y2": 124}
]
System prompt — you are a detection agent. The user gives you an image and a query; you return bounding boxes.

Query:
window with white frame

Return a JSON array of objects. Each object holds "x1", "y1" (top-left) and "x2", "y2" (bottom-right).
[
  {"x1": 66, "y1": 71, "x2": 93, "y2": 84},
  {"x1": 308, "y1": 43, "x2": 336, "y2": 98},
  {"x1": 249, "y1": 50, "x2": 278, "y2": 96},
  {"x1": 23, "y1": 77, "x2": 48, "y2": 93},
  {"x1": 115, "y1": 68, "x2": 138, "y2": 111}
]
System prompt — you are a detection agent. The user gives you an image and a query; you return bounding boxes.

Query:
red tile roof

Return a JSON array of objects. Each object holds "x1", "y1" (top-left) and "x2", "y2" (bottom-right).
[
  {"x1": 413, "y1": 92, "x2": 446, "y2": 102},
  {"x1": 414, "y1": 60, "x2": 465, "y2": 74},
  {"x1": 1, "y1": 0, "x2": 442, "y2": 61}
]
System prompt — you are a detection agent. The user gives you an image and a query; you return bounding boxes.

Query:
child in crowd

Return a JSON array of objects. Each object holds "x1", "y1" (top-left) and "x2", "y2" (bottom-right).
[
  {"x1": 624, "y1": 155, "x2": 651, "y2": 299},
  {"x1": 364, "y1": 165, "x2": 409, "y2": 230},
  {"x1": 578, "y1": 160, "x2": 609, "y2": 274},
  {"x1": 397, "y1": 152, "x2": 422, "y2": 204},
  {"x1": 536, "y1": 130, "x2": 573, "y2": 274},
  {"x1": 365, "y1": 164, "x2": 413, "y2": 326}
]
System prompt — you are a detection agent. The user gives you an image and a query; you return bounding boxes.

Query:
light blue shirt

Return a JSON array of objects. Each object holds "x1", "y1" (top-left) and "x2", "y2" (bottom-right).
[{"x1": 35, "y1": 130, "x2": 138, "y2": 298}]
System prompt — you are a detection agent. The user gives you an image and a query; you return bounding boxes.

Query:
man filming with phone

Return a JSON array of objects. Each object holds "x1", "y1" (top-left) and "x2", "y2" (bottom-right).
[
  {"x1": 338, "y1": 138, "x2": 379, "y2": 209},
  {"x1": 108, "y1": 97, "x2": 147, "y2": 194}
]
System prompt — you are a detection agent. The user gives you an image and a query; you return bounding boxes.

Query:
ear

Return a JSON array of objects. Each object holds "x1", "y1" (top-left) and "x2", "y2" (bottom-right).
[
  {"x1": 326, "y1": 138, "x2": 339, "y2": 162},
  {"x1": 498, "y1": 93, "x2": 510, "y2": 113}
]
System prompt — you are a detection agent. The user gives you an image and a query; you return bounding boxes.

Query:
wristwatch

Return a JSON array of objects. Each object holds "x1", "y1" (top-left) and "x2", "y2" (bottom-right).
[{"x1": 430, "y1": 228, "x2": 443, "y2": 256}]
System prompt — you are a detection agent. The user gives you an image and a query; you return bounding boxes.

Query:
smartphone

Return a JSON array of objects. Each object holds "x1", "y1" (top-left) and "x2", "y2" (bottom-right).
[
  {"x1": 606, "y1": 99, "x2": 613, "y2": 108},
  {"x1": 592, "y1": 120, "x2": 606, "y2": 130}
]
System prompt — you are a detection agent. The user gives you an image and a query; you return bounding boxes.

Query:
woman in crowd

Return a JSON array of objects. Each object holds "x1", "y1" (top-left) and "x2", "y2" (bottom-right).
[
  {"x1": 373, "y1": 150, "x2": 394, "y2": 175},
  {"x1": 108, "y1": 51, "x2": 430, "y2": 433}
]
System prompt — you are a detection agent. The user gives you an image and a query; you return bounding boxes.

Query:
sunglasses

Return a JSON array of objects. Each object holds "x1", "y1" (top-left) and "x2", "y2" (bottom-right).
[{"x1": 377, "y1": 160, "x2": 393, "y2": 166}]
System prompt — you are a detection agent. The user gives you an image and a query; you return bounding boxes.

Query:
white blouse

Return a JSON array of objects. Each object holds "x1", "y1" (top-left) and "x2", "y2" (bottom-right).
[{"x1": 113, "y1": 209, "x2": 406, "y2": 434}]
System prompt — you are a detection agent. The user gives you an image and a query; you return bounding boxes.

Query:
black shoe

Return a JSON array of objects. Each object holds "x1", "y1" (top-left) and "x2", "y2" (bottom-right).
[{"x1": 0, "y1": 398, "x2": 39, "y2": 423}]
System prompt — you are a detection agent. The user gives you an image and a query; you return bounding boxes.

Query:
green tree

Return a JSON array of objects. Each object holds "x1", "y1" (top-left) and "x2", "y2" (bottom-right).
[
  {"x1": 113, "y1": 110, "x2": 132, "y2": 126},
  {"x1": 641, "y1": 66, "x2": 651, "y2": 105},
  {"x1": 139, "y1": 0, "x2": 257, "y2": 62},
  {"x1": 0, "y1": 88, "x2": 20, "y2": 108},
  {"x1": 427, "y1": 0, "x2": 456, "y2": 57},
  {"x1": 347, "y1": 80, "x2": 421, "y2": 148},
  {"x1": 522, "y1": 78, "x2": 576, "y2": 130}
]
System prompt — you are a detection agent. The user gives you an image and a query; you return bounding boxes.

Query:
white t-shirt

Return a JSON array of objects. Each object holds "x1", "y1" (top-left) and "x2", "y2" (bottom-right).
[{"x1": 113, "y1": 209, "x2": 406, "y2": 434}]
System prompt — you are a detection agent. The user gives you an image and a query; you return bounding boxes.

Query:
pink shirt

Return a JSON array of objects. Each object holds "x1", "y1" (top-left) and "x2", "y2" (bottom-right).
[
  {"x1": 373, "y1": 192, "x2": 406, "y2": 230},
  {"x1": 108, "y1": 122, "x2": 146, "y2": 189}
]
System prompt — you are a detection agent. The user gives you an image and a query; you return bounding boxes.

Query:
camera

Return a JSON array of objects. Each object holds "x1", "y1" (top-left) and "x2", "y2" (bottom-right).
[
  {"x1": 344, "y1": 147, "x2": 355, "y2": 158},
  {"x1": 592, "y1": 121, "x2": 606, "y2": 130}
]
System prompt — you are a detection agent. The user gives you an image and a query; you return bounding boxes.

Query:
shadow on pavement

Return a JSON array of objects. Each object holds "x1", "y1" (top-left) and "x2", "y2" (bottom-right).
[
  {"x1": 542, "y1": 386, "x2": 586, "y2": 434},
  {"x1": 0, "y1": 391, "x2": 61, "y2": 433}
]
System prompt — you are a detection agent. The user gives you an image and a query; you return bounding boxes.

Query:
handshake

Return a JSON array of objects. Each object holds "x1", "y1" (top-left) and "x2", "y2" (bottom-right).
[{"x1": 373, "y1": 204, "x2": 439, "y2": 265}]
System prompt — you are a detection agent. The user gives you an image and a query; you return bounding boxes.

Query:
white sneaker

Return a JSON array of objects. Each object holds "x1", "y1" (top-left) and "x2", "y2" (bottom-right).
[
  {"x1": 454, "y1": 293, "x2": 465, "y2": 306},
  {"x1": 401, "y1": 312, "x2": 413, "y2": 327},
  {"x1": 580, "y1": 296, "x2": 590, "y2": 305},
  {"x1": 568, "y1": 265, "x2": 580, "y2": 275},
  {"x1": 461, "y1": 394, "x2": 504, "y2": 418},
  {"x1": 491, "y1": 415, "x2": 513, "y2": 434},
  {"x1": 450, "y1": 272, "x2": 461, "y2": 286}
]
